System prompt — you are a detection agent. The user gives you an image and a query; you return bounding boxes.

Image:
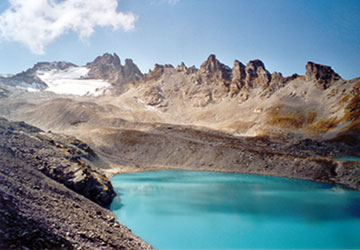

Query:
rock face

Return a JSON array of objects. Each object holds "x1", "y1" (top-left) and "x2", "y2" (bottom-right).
[
  {"x1": 142, "y1": 63, "x2": 175, "y2": 82},
  {"x1": 244, "y1": 59, "x2": 271, "y2": 89},
  {"x1": 124, "y1": 58, "x2": 143, "y2": 82},
  {"x1": 306, "y1": 61, "x2": 341, "y2": 89},
  {"x1": 188, "y1": 55, "x2": 274, "y2": 102},
  {"x1": 0, "y1": 117, "x2": 115, "y2": 207},
  {"x1": 199, "y1": 54, "x2": 232, "y2": 83},
  {"x1": 86, "y1": 53, "x2": 143, "y2": 86},
  {"x1": 230, "y1": 60, "x2": 246, "y2": 97}
]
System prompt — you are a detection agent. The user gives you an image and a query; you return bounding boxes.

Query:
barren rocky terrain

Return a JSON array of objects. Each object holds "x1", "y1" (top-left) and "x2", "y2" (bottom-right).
[
  {"x1": 0, "y1": 117, "x2": 153, "y2": 249},
  {"x1": 0, "y1": 53, "x2": 359, "y2": 248}
]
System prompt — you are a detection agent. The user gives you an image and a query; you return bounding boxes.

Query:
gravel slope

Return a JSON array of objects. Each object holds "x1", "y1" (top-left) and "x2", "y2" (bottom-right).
[{"x1": 0, "y1": 117, "x2": 153, "y2": 250}]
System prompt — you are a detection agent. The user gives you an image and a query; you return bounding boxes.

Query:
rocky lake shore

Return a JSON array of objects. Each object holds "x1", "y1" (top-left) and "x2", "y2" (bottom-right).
[
  {"x1": 0, "y1": 116, "x2": 359, "y2": 249},
  {"x1": 0, "y1": 117, "x2": 153, "y2": 249}
]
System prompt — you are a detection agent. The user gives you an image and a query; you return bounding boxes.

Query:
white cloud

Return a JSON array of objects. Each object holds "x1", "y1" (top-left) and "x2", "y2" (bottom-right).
[{"x1": 0, "y1": 0, "x2": 137, "y2": 54}]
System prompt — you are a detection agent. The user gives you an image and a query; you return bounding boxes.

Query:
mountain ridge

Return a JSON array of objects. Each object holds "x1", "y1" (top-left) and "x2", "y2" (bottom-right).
[
  {"x1": 0, "y1": 52, "x2": 348, "y2": 94},
  {"x1": 0, "y1": 52, "x2": 359, "y2": 178},
  {"x1": 0, "y1": 52, "x2": 358, "y2": 140}
]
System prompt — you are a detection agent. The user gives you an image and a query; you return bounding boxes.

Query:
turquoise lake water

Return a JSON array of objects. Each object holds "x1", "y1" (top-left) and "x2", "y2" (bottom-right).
[
  {"x1": 110, "y1": 170, "x2": 360, "y2": 249},
  {"x1": 333, "y1": 156, "x2": 360, "y2": 162}
]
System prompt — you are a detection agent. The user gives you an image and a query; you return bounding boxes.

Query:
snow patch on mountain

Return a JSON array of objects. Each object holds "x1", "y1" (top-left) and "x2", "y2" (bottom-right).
[{"x1": 37, "y1": 67, "x2": 111, "y2": 96}]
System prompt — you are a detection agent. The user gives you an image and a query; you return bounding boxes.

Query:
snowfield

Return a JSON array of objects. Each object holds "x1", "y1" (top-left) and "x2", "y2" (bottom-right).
[{"x1": 37, "y1": 67, "x2": 111, "y2": 96}]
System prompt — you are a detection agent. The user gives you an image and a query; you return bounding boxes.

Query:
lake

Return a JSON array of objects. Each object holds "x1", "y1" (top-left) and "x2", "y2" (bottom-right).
[
  {"x1": 333, "y1": 156, "x2": 360, "y2": 162},
  {"x1": 110, "y1": 170, "x2": 360, "y2": 249}
]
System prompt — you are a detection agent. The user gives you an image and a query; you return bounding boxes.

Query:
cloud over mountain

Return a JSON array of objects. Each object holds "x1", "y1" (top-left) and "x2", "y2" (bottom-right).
[{"x1": 0, "y1": 0, "x2": 137, "y2": 54}]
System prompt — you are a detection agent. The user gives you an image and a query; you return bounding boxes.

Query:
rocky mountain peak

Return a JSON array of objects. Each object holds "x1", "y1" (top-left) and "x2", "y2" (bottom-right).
[
  {"x1": 246, "y1": 59, "x2": 266, "y2": 69},
  {"x1": 200, "y1": 54, "x2": 232, "y2": 81},
  {"x1": 124, "y1": 58, "x2": 143, "y2": 81},
  {"x1": 124, "y1": 58, "x2": 134, "y2": 65},
  {"x1": 86, "y1": 53, "x2": 123, "y2": 84},
  {"x1": 244, "y1": 59, "x2": 271, "y2": 88},
  {"x1": 305, "y1": 61, "x2": 341, "y2": 89},
  {"x1": 88, "y1": 53, "x2": 121, "y2": 69},
  {"x1": 200, "y1": 54, "x2": 222, "y2": 73},
  {"x1": 232, "y1": 60, "x2": 246, "y2": 80},
  {"x1": 85, "y1": 53, "x2": 143, "y2": 86}
]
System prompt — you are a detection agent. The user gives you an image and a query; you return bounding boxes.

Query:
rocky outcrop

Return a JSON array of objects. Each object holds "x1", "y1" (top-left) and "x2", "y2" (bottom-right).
[
  {"x1": 306, "y1": 61, "x2": 341, "y2": 89},
  {"x1": 230, "y1": 60, "x2": 246, "y2": 97},
  {"x1": 0, "y1": 117, "x2": 115, "y2": 207},
  {"x1": 124, "y1": 58, "x2": 143, "y2": 82},
  {"x1": 143, "y1": 64, "x2": 165, "y2": 81},
  {"x1": 192, "y1": 55, "x2": 232, "y2": 102},
  {"x1": 263, "y1": 72, "x2": 299, "y2": 97},
  {"x1": 86, "y1": 53, "x2": 143, "y2": 85},
  {"x1": 142, "y1": 64, "x2": 174, "y2": 82},
  {"x1": 192, "y1": 56, "x2": 274, "y2": 101},
  {"x1": 199, "y1": 54, "x2": 232, "y2": 84},
  {"x1": 0, "y1": 126, "x2": 153, "y2": 249},
  {"x1": 244, "y1": 59, "x2": 271, "y2": 89},
  {"x1": 86, "y1": 53, "x2": 123, "y2": 84}
]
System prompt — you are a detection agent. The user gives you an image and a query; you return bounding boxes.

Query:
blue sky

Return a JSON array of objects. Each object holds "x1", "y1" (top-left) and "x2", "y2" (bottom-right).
[{"x1": 0, "y1": 0, "x2": 359, "y2": 79}]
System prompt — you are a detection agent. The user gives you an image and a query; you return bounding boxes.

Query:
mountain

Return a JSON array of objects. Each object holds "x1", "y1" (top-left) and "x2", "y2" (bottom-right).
[
  {"x1": 86, "y1": 53, "x2": 143, "y2": 86},
  {"x1": 0, "y1": 53, "x2": 142, "y2": 96},
  {"x1": 0, "y1": 53, "x2": 359, "y2": 176}
]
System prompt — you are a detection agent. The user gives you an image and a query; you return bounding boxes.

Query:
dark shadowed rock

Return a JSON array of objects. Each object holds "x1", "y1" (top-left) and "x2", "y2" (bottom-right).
[
  {"x1": 124, "y1": 58, "x2": 143, "y2": 82},
  {"x1": 306, "y1": 61, "x2": 341, "y2": 89}
]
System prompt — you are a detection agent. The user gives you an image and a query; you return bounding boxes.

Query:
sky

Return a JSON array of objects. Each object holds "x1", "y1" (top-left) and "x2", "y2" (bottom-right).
[{"x1": 0, "y1": 0, "x2": 359, "y2": 79}]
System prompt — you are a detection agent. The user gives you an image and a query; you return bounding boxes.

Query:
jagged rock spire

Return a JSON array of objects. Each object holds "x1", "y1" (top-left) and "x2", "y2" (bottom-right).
[
  {"x1": 305, "y1": 61, "x2": 341, "y2": 89},
  {"x1": 244, "y1": 59, "x2": 271, "y2": 88},
  {"x1": 200, "y1": 54, "x2": 222, "y2": 73}
]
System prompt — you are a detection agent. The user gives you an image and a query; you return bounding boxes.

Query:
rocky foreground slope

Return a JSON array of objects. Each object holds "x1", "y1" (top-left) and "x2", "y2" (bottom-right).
[{"x1": 0, "y1": 117, "x2": 152, "y2": 249}]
